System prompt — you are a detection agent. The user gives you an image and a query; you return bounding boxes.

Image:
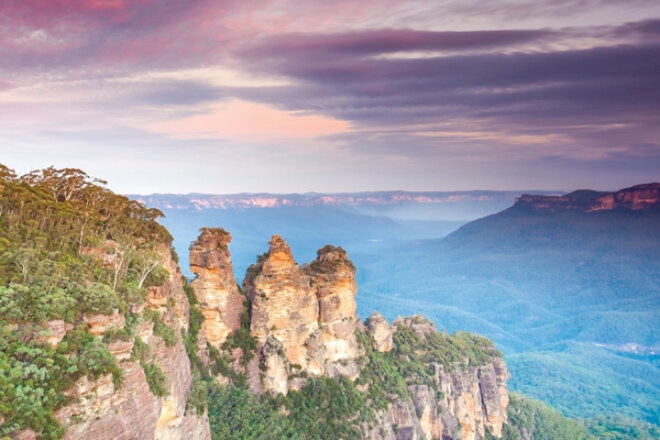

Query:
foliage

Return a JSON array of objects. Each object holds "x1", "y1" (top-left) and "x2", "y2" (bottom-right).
[
  {"x1": 220, "y1": 296, "x2": 257, "y2": 366},
  {"x1": 186, "y1": 378, "x2": 209, "y2": 415},
  {"x1": 188, "y1": 305, "x2": 204, "y2": 343},
  {"x1": 207, "y1": 376, "x2": 368, "y2": 440},
  {"x1": 355, "y1": 330, "x2": 410, "y2": 409},
  {"x1": 145, "y1": 309, "x2": 178, "y2": 348},
  {"x1": 143, "y1": 362, "x2": 168, "y2": 397},
  {"x1": 207, "y1": 382, "x2": 292, "y2": 439},
  {"x1": 507, "y1": 344, "x2": 660, "y2": 425},
  {"x1": 584, "y1": 414, "x2": 660, "y2": 440},
  {"x1": 0, "y1": 165, "x2": 176, "y2": 438},
  {"x1": 504, "y1": 392, "x2": 595, "y2": 439},
  {"x1": 0, "y1": 326, "x2": 66, "y2": 439},
  {"x1": 392, "y1": 324, "x2": 501, "y2": 372},
  {"x1": 0, "y1": 323, "x2": 121, "y2": 438},
  {"x1": 131, "y1": 337, "x2": 151, "y2": 364},
  {"x1": 285, "y1": 376, "x2": 368, "y2": 439}
]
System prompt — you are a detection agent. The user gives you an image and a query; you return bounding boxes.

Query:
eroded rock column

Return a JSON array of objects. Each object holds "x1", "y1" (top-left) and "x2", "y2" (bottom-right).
[{"x1": 189, "y1": 228, "x2": 244, "y2": 348}]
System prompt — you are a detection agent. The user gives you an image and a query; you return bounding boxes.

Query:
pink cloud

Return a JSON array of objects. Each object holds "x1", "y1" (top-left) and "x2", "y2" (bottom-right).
[
  {"x1": 149, "y1": 99, "x2": 350, "y2": 141},
  {"x1": 0, "y1": 78, "x2": 14, "y2": 91}
]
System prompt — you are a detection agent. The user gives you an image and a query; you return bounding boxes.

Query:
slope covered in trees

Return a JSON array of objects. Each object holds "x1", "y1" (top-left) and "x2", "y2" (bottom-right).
[{"x1": 0, "y1": 165, "x2": 174, "y2": 438}]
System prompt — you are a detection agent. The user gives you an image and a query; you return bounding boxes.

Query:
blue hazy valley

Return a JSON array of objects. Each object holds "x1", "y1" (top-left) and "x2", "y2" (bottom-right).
[{"x1": 143, "y1": 187, "x2": 660, "y2": 426}]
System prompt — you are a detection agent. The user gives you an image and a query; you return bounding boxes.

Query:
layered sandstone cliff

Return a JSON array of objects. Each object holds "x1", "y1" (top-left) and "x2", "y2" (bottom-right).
[
  {"x1": 189, "y1": 228, "x2": 244, "y2": 348},
  {"x1": 515, "y1": 182, "x2": 660, "y2": 213},
  {"x1": 54, "y1": 243, "x2": 211, "y2": 440},
  {"x1": 241, "y1": 236, "x2": 361, "y2": 393},
  {"x1": 365, "y1": 316, "x2": 509, "y2": 440}
]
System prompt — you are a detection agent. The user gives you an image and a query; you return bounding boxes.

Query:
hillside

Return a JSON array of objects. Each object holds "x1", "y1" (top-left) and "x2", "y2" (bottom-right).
[
  {"x1": 358, "y1": 183, "x2": 660, "y2": 424},
  {"x1": 0, "y1": 166, "x2": 209, "y2": 439}
]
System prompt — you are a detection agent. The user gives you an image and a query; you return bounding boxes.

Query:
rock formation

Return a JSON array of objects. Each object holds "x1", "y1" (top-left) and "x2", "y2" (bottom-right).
[
  {"x1": 189, "y1": 231, "x2": 510, "y2": 439},
  {"x1": 306, "y1": 245, "x2": 361, "y2": 377},
  {"x1": 54, "y1": 243, "x2": 211, "y2": 440},
  {"x1": 241, "y1": 236, "x2": 361, "y2": 393},
  {"x1": 189, "y1": 228, "x2": 244, "y2": 348},
  {"x1": 365, "y1": 311, "x2": 394, "y2": 352},
  {"x1": 364, "y1": 317, "x2": 510, "y2": 440}
]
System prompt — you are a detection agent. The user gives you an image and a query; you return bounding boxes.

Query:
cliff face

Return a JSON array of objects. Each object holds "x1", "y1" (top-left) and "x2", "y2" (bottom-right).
[
  {"x1": 364, "y1": 316, "x2": 509, "y2": 440},
  {"x1": 241, "y1": 235, "x2": 360, "y2": 393},
  {"x1": 515, "y1": 183, "x2": 660, "y2": 213},
  {"x1": 189, "y1": 228, "x2": 244, "y2": 348},
  {"x1": 308, "y1": 245, "x2": 361, "y2": 373},
  {"x1": 54, "y1": 243, "x2": 211, "y2": 440}
]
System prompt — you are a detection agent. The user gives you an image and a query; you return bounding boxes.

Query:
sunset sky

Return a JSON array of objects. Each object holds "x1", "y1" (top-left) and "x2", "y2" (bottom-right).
[{"x1": 1, "y1": 0, "x2": 659, "y2": 194}]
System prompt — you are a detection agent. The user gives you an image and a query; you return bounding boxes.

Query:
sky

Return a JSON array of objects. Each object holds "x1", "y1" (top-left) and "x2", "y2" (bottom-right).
[{"x1": 1, "y1": 0, "x2": 659, "y2": 195}]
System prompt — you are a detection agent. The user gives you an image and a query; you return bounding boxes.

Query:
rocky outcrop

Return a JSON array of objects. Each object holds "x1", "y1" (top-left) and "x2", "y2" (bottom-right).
[
  {"x1": 34, "y1": 320, "x2": 73, "y2": 347},
  {"x1": 240, "y1": 235, "x2": 361, "y2": 393},
  {"x1": 55, "y1": 243, "x2": 211, "y2": 440},
  {"x1": 365, "y1": 312, "x2": 394, "y2": 352},
  {"x1": 83, "y1": 310, "x2": 125, "y2": 336},
  {"x1": 189, "y1": 228, "x2": 244, "y2": 348},
  {"x1": 379, "y1": 317, "x2": 510, "y2": 440},
  {"x1": 307, "y1": 245, "x2": 361, "y2": 377},
  {"x1": 244, "y1": 235, "x2": 320, "y2": 374},
  {"x1": 514, "y1": 183, "x2": 660, "y2": 213},
  {"x1": 185, "y1": 230, "x2": 510, "y2": 438}
]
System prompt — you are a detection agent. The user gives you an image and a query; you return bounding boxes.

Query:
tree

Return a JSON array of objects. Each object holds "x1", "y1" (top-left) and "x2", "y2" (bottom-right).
[{"x1": 134, "y1": 250, "x2": 165, "y2": 289}]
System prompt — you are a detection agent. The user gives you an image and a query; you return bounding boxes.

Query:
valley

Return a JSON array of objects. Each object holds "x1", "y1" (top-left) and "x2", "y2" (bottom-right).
[{"x1": 146, "y1": 186, "x2": 660, "y2": 426}]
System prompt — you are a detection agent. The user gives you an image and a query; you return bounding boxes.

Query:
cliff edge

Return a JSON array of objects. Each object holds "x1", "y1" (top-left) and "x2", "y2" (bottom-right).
[
  {"x1": 190, "y1": 232, "x2": 509, "y2": 440},
  {"x1": 514, "y1": 183, "x2": 660, "y2": 213}
]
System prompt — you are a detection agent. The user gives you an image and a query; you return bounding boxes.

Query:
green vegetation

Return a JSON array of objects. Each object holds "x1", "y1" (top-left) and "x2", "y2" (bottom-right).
[
  {"x1": 357, "y1": 203, "x2": 660, "y2": 427},
  {"x1": 221, "y1": 292, "x2": 257, "y2": 366},
  {"x1": 207, "y1": 377, "x2": 368, "y2": 440},
  {"x1": 507, "y1": 343, "x2": 660, "y2": 425},
  {"x1": 0, "y1": 165, "x2": 176, "y2": 438},
  {"x1": 146, "y1": 309, "x2": 178, "y2": 347},
  {"x1": 504, "y1": 393, "x2": 594, "y2": 439},
  {"x1": 143, "y1": 362, "x2": 168, "y2": 397},
  {"x1": 0, "y1": 323, "x2": 122, "y2": 439},
  {"x1": 504, "y1": 393, "x2": 660, "y2": 440},
  {"x1": 584, "y1": 414, "x2": 660, "y2": 440},
  {"x1": 204, "y1": 324, "x2": 504, "y2": 439}
]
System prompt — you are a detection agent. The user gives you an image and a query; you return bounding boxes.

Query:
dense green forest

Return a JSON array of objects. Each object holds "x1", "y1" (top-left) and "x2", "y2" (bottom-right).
[{"x1": 0, "y1": 165, "x2": 173, "y2": 438}]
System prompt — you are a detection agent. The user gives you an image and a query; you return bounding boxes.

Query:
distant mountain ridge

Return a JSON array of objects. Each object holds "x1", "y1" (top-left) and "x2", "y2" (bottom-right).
[
  {"x1": 134, "y1": 190, "x2": 539, "y2": 211},
  {"x1": 514, "y1": 183, "x2": 660, "y2": 213},
  {"x1": 357, "y1": 182, "x2": 660, "y2": 425}
]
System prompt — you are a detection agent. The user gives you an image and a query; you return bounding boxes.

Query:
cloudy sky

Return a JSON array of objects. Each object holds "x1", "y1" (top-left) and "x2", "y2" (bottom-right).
[{"x1": 1, "y1": 0, "x2": 659, "y2": 194}]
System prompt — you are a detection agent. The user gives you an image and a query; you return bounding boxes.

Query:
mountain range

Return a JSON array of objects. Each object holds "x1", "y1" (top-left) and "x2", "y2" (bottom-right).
[
  {"x1": 1, "y1": 165, "x2": 658, "y2": 439},
  {"x1": 142, "y1": 184, "x2": 660, "y2": 426}
]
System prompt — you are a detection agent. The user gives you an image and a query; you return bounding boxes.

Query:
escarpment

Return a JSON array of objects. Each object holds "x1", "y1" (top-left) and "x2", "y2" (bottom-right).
[
  {"x1": 55, "y1": 243, "x2": 211, "y2": 440},
  {"x1": 189, "y1": 232, "x2": 510, "y2": 439},
  {"x1": 0, "y1": 167, "x2": 210, "y2": 440},
  {"x1": 515, "y1": 182, "x2": 660, "y2": 213}
]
